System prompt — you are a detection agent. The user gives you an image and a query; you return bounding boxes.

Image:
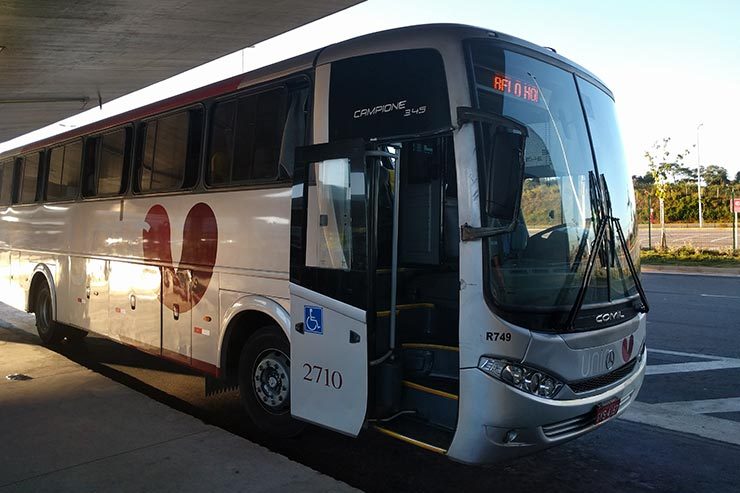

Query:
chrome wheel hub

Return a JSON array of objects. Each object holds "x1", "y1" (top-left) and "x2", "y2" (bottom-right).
[{"x1": 253, "y1": 349, "x2": 290, "y2": 413}]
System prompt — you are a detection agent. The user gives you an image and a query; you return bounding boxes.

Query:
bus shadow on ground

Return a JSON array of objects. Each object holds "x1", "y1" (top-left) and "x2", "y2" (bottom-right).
[{"x1": 57, "y1": 335, "x2": 203, "y2": 377}]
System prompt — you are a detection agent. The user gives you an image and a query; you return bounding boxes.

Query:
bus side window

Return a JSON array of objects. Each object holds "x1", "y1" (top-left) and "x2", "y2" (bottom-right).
[
  {"x1": 208, "y1": 100, "x2": 236, "y2": 186},
  {"x1": 207, "y1": 87, "x2": 288, "y2": 187},
  {"x1": 83, "y1": 128, "x2": 130, "y2": 198},
  {"x1": 0, "y1": 159, "x2": 14, "y2": 206},
  {"x1": 81, "y1": 137, "x2": 99, "y2": 197},
  {"x1": 17, "y1": 152, "x2": 43, "y2": 204},
  {"x1": 138, "y1": 108, "x2": 202, "y2": 193},
  {"x1": 46, "y1": 141, "x2": 82, "y2": 202},
  {"x1": 99, "y1": 128, "x2": 130, "y2": 195},
  {"x1": 278, "y1": 87, "x2": 309, "y2": 178}
]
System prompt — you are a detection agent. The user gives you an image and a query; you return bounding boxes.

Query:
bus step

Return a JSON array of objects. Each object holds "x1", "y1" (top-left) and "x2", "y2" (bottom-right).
[
  {"x1": 376, "y1": 302, "x2": 435, "y2": 318},
  {"x1": 401, "y1": 343, "x2": 459, "y2": 380},
  {"x1": 402, "y1": 376, "x2": 458, "y2": 430},
  {"x1": 374, "y1": 415, "x2": 453, "y2": 455}
]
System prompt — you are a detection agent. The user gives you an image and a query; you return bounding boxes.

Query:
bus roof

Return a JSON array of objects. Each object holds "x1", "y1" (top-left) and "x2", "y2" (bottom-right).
[{"x1": 0, "y1": 23, "x2": 611, "y2": 161}]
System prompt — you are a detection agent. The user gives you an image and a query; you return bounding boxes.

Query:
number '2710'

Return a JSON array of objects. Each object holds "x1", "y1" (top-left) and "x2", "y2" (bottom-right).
[{"x1": 303, "y1": 363, "x2": 343, "y2": 389}]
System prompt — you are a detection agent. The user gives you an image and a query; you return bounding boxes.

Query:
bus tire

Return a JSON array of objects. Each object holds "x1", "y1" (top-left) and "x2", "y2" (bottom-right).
[
  {"x1": 238, "y1": 325, "x2": 305, "y2": 437},
  {"x1": 34, "y1": 283, "x2": 63, "y2": 345}
]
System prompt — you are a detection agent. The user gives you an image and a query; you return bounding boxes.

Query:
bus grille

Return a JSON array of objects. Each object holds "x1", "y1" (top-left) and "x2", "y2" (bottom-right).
[
  {"x1": 541, "y1": 413, "x2": 593, "y2": 438},
  {"x1": 542, "y1": 391, "x2": 634, "y2": 439},
  {"x1": 568, "y1": 358, "x2": 637, "y2": 394}
]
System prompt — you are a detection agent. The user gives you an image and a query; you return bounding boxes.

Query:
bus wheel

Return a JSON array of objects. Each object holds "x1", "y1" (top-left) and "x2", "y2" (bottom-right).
[
  {"x1": 238, "y1": 326, "x2": 305, "y2": 437},
  {"x1": 35, "y1": 283, "x2": 63, "y2": 345}
]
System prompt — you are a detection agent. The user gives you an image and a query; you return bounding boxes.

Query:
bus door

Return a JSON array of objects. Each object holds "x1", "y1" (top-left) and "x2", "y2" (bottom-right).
[{"x1": 289, "y1": 139, "x2": 372, "y2": 436}]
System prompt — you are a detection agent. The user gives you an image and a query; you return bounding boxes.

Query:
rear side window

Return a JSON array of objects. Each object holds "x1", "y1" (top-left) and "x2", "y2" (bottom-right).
[
  {"x1": 47, "y1": 141, "x2": 83, "y2": 201},
  {"x1": 207, "y1": 87, "x2": 288, "y2": 186},
  {"x1": 82, "y1": 128, "x2": 130, "y2": 197},
  {"x1": 0, "y1": 159, "x2": 14, "y2": 206},
  {"x1": 18, "y1": 152, "x2": 42, "y2": 204},
  {"x1": 138, "y1": 108, "x2": 203, "y2": 193}
]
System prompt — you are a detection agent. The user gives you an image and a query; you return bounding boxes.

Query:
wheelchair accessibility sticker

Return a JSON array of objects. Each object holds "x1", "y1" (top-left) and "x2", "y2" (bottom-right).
[{"x1": 304, "y1": 306, "x2": 323, "y2": 335}]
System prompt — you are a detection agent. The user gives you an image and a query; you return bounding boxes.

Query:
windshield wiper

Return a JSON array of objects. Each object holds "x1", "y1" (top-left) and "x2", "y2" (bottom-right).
[
  {"x1": 568, "y1": 172, "x2": 603, "y2": 275},
  {"x1": 601, "y1": 175, "x2": 650, "y2": 314},
  {"x1": 563, "y1": 210, "x2": 610, "y2": 330},
  {"x1": 563, "y1": 173, "x2": 649, "y2": 330}
]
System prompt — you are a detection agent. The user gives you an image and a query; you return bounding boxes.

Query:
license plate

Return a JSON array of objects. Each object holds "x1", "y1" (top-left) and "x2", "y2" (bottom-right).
[{"x1": 594, "y1": 398, "x2": 620, "y2": 424}]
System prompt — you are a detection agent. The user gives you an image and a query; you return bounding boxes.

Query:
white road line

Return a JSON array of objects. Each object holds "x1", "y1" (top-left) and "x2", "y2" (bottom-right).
[
  {"x1": 700, "y1": 293, "x2": 740, "y2": 299},
  {"x1": 619, "y1": 401, "x2": 740, "y2": 446},
  {"x1": 656, "y1": 397, "x2": 740, "y2": 414},
  {"x1": 649, "y1": 348, "x2": 737, "y2": 361},
  {"x1": 646, "y1": 348, "x2": 740, "y2": 375},
  {"x1": 646, "y1": 360, "x2": 740, "y2": 375},
  {"x1": 642, "y1": 270, "x2": 740, "y2": 278}
]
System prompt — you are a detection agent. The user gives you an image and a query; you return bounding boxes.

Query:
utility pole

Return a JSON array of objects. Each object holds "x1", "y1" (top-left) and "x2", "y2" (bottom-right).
[
  {"x1": 697, "y1": 123, "x2": 704, "y2": 228},
  {"x1": 732, "y1": 187, "x2": 737, "y2": 253},
  {"x1": 648, "y1": 193, "x2": 652, "y2": 250}
]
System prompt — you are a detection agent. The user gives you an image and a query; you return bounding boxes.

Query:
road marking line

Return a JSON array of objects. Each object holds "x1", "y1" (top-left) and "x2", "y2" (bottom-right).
[
  {"x1": 700, "y1": 293, "x2": 740, "y2": 299},
  {"x1": 620, "y1": 401, "x2": 740, "y2": 446},
  {"x1": 649, "y1": 348, "x2": 737, "y2": 361},
  {"x1": 647, "y1": 348, "x2": 740, "y2": 375},
  {"x1": 646, "y1": 360, "x2": 740, "y2": 375},
  {"x1": 656, "y1": 397, "x2": 740, "y2": 414},
  {"x1": 642, "y1": 270, "x2": 740, "y2": 278}
]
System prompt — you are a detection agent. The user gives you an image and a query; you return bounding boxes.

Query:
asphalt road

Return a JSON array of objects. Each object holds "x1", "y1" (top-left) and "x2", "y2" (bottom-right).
[
  {"x1": 638, "y1": 226, "x2": 738, "y2": 249},
  {"x1": 2, "y1": 272, "x2": 740, "y2": 492}
]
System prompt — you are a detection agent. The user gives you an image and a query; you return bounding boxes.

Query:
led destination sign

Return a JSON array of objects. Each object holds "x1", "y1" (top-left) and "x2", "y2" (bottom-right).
[{"x1": 492, "y1": 74, "x2": 539, "y2": 103}]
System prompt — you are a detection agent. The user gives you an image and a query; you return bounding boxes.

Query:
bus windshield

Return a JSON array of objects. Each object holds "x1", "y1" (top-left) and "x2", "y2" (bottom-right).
[{"x1": 468, "y1": 40, "x2": 639, "y2": 331}]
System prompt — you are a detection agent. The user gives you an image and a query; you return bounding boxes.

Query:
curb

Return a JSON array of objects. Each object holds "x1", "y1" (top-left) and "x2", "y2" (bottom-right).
[{"x1": 641, "y1": 264, "x2": 740, "y2": 277}]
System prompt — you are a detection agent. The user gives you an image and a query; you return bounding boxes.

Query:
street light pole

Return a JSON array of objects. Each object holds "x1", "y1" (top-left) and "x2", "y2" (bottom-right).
[{"x1": 697, "y1": 123, "x2": 704, "y2": 228}]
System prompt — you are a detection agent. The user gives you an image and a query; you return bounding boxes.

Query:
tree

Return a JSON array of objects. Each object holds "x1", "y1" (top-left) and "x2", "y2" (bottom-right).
[
  {"x1": 734, "y1": 170, "x2": 740, "y2": 184},
  {"x1": 675, "y1": 165, "x2": 696, "y2": 182},
  {"x1": 703, "y1": 165, "x2": 729, "y2": 186},
  {"x1": 645, "y1": 138, "x2": 691, "y2": 250},
  {"x1": 633, "y1": 172, "x2": 654, "y2": 186}
]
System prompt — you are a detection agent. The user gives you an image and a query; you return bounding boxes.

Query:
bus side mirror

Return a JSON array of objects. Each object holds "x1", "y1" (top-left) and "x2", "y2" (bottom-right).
[{"x1": 485, "y1": 129, "x2": 526, "y2": 223}]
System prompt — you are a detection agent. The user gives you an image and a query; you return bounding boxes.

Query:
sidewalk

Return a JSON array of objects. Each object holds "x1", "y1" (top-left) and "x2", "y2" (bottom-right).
[{"x1": 0, "y1": 305, "x2": 357, "y2": 493}]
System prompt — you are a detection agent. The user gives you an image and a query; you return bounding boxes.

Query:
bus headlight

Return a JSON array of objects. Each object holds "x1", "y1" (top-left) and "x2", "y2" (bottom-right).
[{"x1": 478, "y1": 357, "x2": 563, "y2": 398}]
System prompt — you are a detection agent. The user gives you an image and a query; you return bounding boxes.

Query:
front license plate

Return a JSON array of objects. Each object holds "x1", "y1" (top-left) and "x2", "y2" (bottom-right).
[{"x1": 594, "y1": 398, "x2": 620, "y2": 424}]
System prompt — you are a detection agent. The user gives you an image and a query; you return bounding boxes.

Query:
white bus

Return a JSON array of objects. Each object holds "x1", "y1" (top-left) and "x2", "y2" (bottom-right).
[{"x1": 0, "y1": 24, "x2": 648, "y2": 464}]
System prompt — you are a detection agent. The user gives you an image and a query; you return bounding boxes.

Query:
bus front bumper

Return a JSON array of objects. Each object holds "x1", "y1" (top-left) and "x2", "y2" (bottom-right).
[{"x1": 446, "y1": 352, "x2": 646, "y2": 464}]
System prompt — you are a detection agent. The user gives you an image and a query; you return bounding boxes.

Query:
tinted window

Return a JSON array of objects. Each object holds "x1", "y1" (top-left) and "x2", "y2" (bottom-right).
[
  {"x1": 47, "y1": 141, "x2": 82, "y2": 201},
  {"x1": 329, "y1": 49, "x2": 450, "y2": 141},
  {"x1": 139, "y1": 109, "x2": 202, "y2": 193},
  {"x1": 19, "y1": 153, "x2": 42, "y2": 204},
  {"x1": 0, "y1": 159, "x2": 14, "y2": 206},
  {"x1": 207, "y1": 87, "x2": 288, "y2": 186},
  {"x1": 83, "y1": 128, "x2": 128, "y2": 197}
]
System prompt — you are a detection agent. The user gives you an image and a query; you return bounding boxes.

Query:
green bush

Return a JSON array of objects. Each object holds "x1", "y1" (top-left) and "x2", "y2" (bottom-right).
[
  {"x1": 635, "y1": 183, "x2": 739, "y2": 223},
  {"x1": 641, "y1": 245, "x2": 740, "y2": 266}
]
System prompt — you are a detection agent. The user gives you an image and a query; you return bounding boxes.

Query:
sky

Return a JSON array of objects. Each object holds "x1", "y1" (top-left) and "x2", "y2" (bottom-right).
[{"x1": 2, "y1": 0, "x2": 739, "y2": 178}]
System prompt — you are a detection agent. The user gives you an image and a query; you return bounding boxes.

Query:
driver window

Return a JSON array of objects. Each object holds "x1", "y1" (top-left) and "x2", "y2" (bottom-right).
[{"x1": 305, "y1": 159, "x2": 353, "y2": 270}]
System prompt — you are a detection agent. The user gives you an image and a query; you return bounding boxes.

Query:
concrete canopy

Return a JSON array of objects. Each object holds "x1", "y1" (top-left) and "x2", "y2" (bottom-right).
[{"x1": 0, "y1": 0, "x2": 362, "y2": 143}]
